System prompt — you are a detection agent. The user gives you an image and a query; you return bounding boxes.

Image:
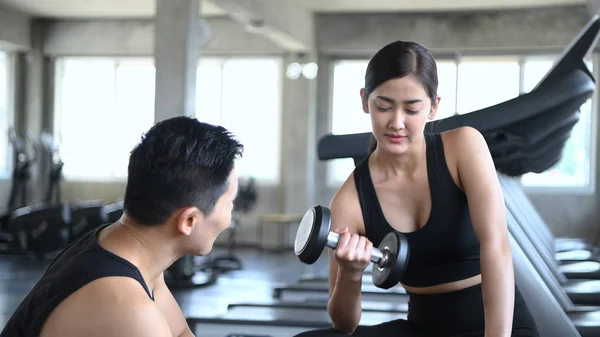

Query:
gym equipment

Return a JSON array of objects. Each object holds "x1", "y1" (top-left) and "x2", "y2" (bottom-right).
[
  {"x1": 164, "y1": 254, "x2": 220, "y2": 289},
  {"x1": 317, "y1": 15, "x2": 600, "y2": 176},
  {"x1": 226, "y1": 300, "x2": 409, "y2": 313},
  {"x1": 294, "y1": 205, "x2": 409, "y2": 289},
  {"x1": 500, "y1": 175, "x2": 600, "y2": 306},
  {"x1": 500, "y1": 176, "x2": 600, "y2": 264},
  {"x1": 6, "y1": 127, "x2": 39, "y2": 210},
  {"x1": 103, "y1": 201, "x2": 123, "y2": 223},
  {"x1": 1, "y1": 128, "x2": 39, "y2": 253},
  {"x1": 68, "y1": 200, "x2": 107, "y2": 243},
  {"x1": 272, "y1": 282, "x2": 407, "y2": 303},
  {"x1": 185, "y1": 306, "x2": 407, "y2": 337},
  {"x1": 297, "y1": 273, "x2": 372, "y2": 285},
  {"x1": 8, "y1": 202, "x2": 71, "y2": 259},
  {"x1": 503, "y1": 194, "x2": 600, "y2": 337},
  {"x1": 40, "y1": 132, "x2": 64, "y2": 204}
]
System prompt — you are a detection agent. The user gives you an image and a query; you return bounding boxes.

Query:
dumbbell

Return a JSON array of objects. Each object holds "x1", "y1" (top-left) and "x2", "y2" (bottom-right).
[{"x1": 294, "y1": 205, "x2": 410, "y2": 289}]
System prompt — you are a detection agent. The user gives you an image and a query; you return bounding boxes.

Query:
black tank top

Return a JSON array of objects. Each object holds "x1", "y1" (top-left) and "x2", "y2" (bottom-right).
[
  {"x1": 354, "y1": 132, "x2": 481, "y2": 287},
  {"x1": 0, "y1": 224, "x2": 153, "y2": 337}
]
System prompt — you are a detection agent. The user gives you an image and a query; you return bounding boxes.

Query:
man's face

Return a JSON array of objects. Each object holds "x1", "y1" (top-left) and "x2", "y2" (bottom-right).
[{"x1": 187, "y1": 168, "x2": 239, "y2": 256}]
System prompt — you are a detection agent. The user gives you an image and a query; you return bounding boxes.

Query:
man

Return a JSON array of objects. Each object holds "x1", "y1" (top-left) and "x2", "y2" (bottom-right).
[{"x1": 1, "y1": 116, "x2": 243, "y2": 337}]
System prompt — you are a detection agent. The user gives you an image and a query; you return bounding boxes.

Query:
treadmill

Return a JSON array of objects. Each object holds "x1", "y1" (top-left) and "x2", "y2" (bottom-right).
[
  {"x1": 502, "y1": 192, "x2": 600, "y2": 337},
  {"x1": 185, "y1": 307, "x2": 407, "y2": 337},
  {"x1": 499, "y1": 174, "x2": 600, "y2": 263},
  {"x1": 227, "y1": 299, "x2": 409, "y2": 313},
  {"x1": 500, "y1": 176, "x2": 600, "y2": 287},
  {"x1": 272, "y1": 281, "x2": 408, "y2": 303}
]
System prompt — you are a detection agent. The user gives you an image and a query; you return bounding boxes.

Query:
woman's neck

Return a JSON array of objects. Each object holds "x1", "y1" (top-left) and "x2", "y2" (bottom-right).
[{"x1": 371, "y1": 136, "x2": 426, "y2": 179}]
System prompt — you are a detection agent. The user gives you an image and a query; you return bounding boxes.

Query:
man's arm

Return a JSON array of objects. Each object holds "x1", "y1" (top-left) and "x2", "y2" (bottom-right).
[
  {"x1": 154, "y1": 272, "x2": 196, "y2": 337},
  {"x1": 453, "y1": 127, "x2": 514, "y2": 337}
]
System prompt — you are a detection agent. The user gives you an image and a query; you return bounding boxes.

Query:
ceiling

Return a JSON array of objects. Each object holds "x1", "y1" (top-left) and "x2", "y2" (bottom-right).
[
  {"x1": 0, "y1": 0, "x2": 227, "y2": 18},
  {"x1": 302, "y1": 0, "x2": 586, "y2": 12},
  {"x1": 0, "y1": 0, "x2": 587, "y2": 18}
]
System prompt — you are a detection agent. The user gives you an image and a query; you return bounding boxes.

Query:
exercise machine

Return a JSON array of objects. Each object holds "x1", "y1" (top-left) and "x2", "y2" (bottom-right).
[
  {"x1": 7, "y1": 127, "x2": 39, "y2": 210},
  {"x1": 0, "y1": 128, "x2": 39, "y2": 253},
  {"x1": 165, "y1": 254, "x2": 220, "y2": 289},
  {"x1": 185, "y1": 306, "x2": 405, "y2": 337},
  {"x1": 68, "y1": 200, "x2": 107, "y2": 243},
  {"x1": 40, "y1": 132, "x2": 64, "y2": 204},
  {"x1": 272, "y1": 282, "x2": 407, "y2": 303},
  {"x1": 8, "y1": 202, "x2": 71, "y2": 260},
  {"x1": 500, "y1": 175, "x2": 600, "y2": 306},
  {"x1": 103, "y1": 201, "x2": 123, "y2": 223}
]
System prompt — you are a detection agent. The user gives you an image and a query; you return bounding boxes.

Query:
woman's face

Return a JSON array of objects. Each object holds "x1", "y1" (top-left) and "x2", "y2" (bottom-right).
[{"x1": 360, "y1": 75, "x2": 440, "y2": 155}]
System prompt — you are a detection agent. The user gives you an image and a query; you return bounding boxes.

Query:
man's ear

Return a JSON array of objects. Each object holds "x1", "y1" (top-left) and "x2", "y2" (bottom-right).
[{"x1": 176, "y1": 207, "x2": 203, "y2": 236}]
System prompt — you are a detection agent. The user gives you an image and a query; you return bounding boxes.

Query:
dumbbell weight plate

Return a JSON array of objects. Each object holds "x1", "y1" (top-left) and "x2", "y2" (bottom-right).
[
  {"x1": 372, "y1": 231, "x2": 410, "y2": 289},
  {"x1": 294, "y1": 205, "x2": 331, "y2": 265}
]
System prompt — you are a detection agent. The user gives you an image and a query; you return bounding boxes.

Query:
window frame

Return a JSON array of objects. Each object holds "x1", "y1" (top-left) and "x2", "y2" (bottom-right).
[
  {"x1": 53, "y1": 56, "x2": 155, "y2": 183},
  {"x1": 0, "y1": 50, "x2": 15, "y2": 180},
  {"x1": 195, "y1": 55, "x2": 284, "y2": 186},
  {"x1": 53, "y1": 55, "x2": 284, "y2": 185}
]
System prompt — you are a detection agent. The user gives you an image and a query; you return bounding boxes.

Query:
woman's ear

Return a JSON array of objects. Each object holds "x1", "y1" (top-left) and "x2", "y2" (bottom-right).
[
  {"x1": 360, "y1": 88, "x2": 369, "y2": 114},
  {"x1": 429, "y1": 96, "x2": 441, "y2": 120}
]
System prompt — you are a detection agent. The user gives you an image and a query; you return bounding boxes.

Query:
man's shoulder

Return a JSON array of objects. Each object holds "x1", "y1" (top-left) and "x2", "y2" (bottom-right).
[
  {"x1": 42, "y1": 278, "x2": 163, "y2": 337},
  {"x1": 43, "y1": 298, "x2": 170, "y2": 337},
  {"x1": 90, "y1": 300, "x2": 172, "y2": 337},
  {"x1": 67, "y1": 276, "x2": 152, "y2": 308}
]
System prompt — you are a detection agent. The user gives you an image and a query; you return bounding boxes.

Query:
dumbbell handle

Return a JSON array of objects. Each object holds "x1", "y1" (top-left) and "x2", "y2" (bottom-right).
[{"x1": 327, "y1": 231, "x2": 387, "y2": 267}]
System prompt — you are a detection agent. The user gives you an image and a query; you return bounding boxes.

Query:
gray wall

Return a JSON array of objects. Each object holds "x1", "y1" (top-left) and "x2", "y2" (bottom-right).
[
  {"x1": 0, "y1": 4, "x2": 30, "y2": 51},
  {"x1": 42, "y1": 17, "x2": 285, "y2": 56},
  {"x1": 1, "y1": 4, "x2": 599, "y2": 247}
]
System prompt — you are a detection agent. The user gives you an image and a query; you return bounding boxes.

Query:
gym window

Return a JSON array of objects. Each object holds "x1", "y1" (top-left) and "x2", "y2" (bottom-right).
[
  {"x1": 195, "y1": 57, "x2": 283, "y2": 185},
  {"x1": 328, "y1": 55, "x2": 597, "y2": 192},
  {"x1": 53, "y1": 57, "x2": 156, "y2": 181},
  {"x1": 0, "y1": 51, "x2": 12, "y2": 177},
  {"x1": 54, "y1": 56, "x2": 283, "y2": 183}
]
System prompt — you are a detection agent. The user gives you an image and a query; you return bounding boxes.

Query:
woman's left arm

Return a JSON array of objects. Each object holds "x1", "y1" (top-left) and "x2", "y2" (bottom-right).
[{"x1": 454, "y1": 127, "x2": 514, "y2": 337}]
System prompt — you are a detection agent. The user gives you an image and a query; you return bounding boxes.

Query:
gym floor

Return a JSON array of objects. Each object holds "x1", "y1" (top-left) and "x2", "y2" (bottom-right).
[{"x1": 0, "y1": 246, "x2": 330, "y2": 327}]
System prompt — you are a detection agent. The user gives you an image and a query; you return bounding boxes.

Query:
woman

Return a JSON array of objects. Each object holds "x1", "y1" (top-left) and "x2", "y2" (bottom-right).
[{"x1": 295, "y1": 41, "x2": 540, "y2": 336}]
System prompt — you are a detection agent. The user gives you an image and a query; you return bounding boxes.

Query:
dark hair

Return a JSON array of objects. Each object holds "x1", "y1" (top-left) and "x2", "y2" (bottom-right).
[
  {"x1": 364, "y1": 41, "x2": 439, "y2": 154},
  {"x1": 123, "y1": 116, "x2": 243, "y2": 226}
]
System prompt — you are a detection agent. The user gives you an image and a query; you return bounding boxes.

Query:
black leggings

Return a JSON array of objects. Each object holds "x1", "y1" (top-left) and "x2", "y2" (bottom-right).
[{"x1": 293, "y1": 283, "x2": 539, "y2": 337}]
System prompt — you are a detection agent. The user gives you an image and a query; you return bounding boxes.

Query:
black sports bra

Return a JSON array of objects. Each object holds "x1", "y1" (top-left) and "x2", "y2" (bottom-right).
[{"x1": 353, "y1": 133, "x2": 481, "y2": 287}]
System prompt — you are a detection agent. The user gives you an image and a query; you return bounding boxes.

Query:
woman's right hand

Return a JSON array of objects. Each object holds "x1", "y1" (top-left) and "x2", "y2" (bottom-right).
[{"x1": 333, "y1": 227, "x2": 374, "y2": 276}]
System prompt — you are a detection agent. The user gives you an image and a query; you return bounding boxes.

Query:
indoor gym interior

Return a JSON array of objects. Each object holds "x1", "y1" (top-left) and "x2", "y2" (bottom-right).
[{"x1": 1, "y1": 0, "x2": 600, "y2": 336}]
